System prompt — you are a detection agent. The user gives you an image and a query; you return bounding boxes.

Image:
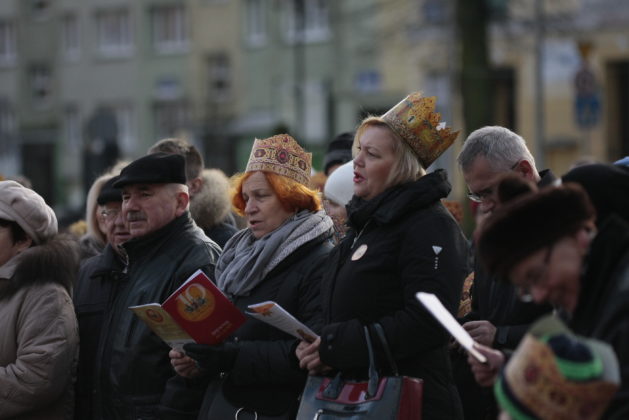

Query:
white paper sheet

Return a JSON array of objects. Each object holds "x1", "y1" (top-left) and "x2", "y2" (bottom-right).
[{"x1": 416, "y1": 292, "x2": 487, "y2": 363}]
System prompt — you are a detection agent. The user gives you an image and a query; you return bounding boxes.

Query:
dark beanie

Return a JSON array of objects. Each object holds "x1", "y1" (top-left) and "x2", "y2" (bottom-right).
[
  {"x1": 496, "y1": 173, "x2": 537, "y2": 205},
  {"x1": 324, "y1": 132, "x2": 354, "y2": 175},
  {"x1": 562, "y1": 163, "x2": 629, "y2": 226},
  {"x1": 114, "y1": 153, "x2": 186, "y2": 188},
  {"x1": 478, "y1": 184, "x2": 595, "y2": 279},
  {"x1": 97, "y1": 176, "x2": 122, "y2": 205}
]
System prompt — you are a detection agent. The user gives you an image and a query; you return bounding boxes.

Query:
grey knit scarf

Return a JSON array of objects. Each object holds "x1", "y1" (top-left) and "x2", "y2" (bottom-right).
[{"x1": 216, "y1": 210, "x2": 333, "y2": 297}]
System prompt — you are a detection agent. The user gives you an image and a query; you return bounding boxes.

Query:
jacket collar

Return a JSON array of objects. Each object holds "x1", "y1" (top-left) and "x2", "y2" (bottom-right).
[
  {"x1": 571, "y1": 215, "x2": 629, "y2": 332},
  {"x1": 123, "y1": 211, "x2": 195, "y2": 258},
  {"x1": 91, "y1": 244, "x2": 127, "y2": 278},
  {"x1": 347, "y1": 169, "x2": 451, "y2": 230}
]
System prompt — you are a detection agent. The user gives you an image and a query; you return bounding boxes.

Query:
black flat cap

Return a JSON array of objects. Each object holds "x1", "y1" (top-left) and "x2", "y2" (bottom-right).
[
  {"x1": 97, "y1": 175, "x2": 122, "y2": 205},
  {"x1": 562, "y1": 163, "x2": 629, "y2": 226},
  {"x1": 114, "y1": 153, "x2": 187, "y2": 188}
]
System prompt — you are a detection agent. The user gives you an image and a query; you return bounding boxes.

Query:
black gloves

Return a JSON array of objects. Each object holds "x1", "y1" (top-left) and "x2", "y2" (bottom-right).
[{"x1": 183, "y1": 342, "x2": 239, "y2": 378}]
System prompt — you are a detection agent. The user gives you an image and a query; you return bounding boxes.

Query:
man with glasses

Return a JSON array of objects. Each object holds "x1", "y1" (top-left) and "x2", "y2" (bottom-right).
[
  {"x1": 471, "y1": 183, "x2": 629, "y2": 418},
  {"x1": 74, "y1": 174, "x2": 131, "y2": 420},
  {"x1": 452, "y1": 126, "x2": 555, "y2": 419}
]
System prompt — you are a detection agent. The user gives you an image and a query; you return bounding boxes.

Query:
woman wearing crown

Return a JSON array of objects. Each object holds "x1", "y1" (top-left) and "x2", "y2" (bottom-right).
[
  {"x1": 168, "y1": 134, "x2": 333, "y2": 419},
  {"x1": 296, "y1": 93, "x2": 469, "y2": 419}
]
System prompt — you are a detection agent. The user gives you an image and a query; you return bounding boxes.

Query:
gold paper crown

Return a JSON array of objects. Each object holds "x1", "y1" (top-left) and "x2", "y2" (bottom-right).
[
  {"x1": 382, "y1": 92, "x2": 459, "y2": 168},
  {"x1": 245, "y1": 134, "x2": 312, "y2": 186},
  {"x1": 497, "y1": 316, "x2": 620, "y2": 420}
]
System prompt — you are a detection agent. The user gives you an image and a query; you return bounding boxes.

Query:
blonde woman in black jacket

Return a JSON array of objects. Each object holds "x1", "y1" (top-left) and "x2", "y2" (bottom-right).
[{"x1": 297, "y1": 93, "x2": 470, "y2": 419}]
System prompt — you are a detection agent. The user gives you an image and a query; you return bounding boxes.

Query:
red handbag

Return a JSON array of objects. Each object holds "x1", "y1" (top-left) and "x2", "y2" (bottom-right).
[{"x1": 296, "y1": 324, "x2": 423, "y2": 419}]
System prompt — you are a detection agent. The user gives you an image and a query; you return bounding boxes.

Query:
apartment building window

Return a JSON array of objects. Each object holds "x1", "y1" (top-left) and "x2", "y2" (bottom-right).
[
  {"x1": 64, "y1": 106, "x2": 81, "y2": 149},
  {"x1": 207, "y1": 53, "x2": 231, "y2": 103},
  {"x1": 284, "y1": 0, "x2": 330, "y2": 43},
  {"x1": 0, "y1": 21, "x2": 16, "y2": 66},
  {"x1": 0, "y1": 101, "x2": 16, "y2": 154},
  {"x1": 62, "y1": 15, "x2": 80, "y2": 60},
  {"x1": 246, "y1": 0, "x2": 267, "y2": 47},
  {"x1": 154, "y1": 101, "x2": 189, "y2": 139},
  {"x1": 31, "y1": 0, "x2": 52, "y2": 20},
  {"x1": 96, "y1": 10, "x2": 133, "y2": 57},
  {"x1": 152, "y1": 5, "x2": 188, "y2": 54},
  {"x1": 112, "y1": 104, "x2": 135, "y2": 155},
  {"x1": 422, "y1": 0, "x2": 447, "y2": 24},
  {"x1": 29, "y1": 65, "x2": 52, "y2": 107}
]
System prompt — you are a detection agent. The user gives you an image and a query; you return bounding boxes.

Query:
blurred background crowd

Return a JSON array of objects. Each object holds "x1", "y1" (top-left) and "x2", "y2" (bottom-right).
[{"x1": 1, "y1": 0, "x2": 629, "y2": 236}]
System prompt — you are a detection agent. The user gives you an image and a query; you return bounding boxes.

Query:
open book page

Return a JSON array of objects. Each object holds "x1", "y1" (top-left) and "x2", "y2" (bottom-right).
[
  {"x1": 416, "y1": 292, "x2": 487, "y2": 363},
  {"x1": 129, "y1": 303, "x2": 195, "y2": 351},
  {"x1": 247, "y1": 301, "x2": 319, "y2": 343},
  {"x1": 129, "y1": 269, "x2": 246, "y2": 347}
]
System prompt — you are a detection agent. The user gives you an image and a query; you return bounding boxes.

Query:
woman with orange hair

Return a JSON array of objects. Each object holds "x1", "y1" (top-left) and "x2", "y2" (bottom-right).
[{"x1": 169, "y1": 134, "x2": 333, "y2": 419}]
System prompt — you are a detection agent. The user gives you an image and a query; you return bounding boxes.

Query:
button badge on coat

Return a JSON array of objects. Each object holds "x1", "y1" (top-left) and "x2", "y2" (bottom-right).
[{"x1": 351, "y1": 244, "x2": 368, "y2": 261}]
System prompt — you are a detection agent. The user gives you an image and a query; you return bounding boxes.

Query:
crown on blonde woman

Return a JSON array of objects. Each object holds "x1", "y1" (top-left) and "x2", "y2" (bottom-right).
[
  {"x1": 382, "y1": 92, "x2": 459, "y2": 168},
  {"x1": 246, "y1": 134, "x2": 312, "y2": 186}
]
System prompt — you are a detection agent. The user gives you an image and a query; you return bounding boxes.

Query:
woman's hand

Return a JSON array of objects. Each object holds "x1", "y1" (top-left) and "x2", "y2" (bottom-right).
[
  {"x1": 169, "y1": 349, "x2": 201, "y2": 378},
  {"x1": 467, "y1": 343, "x2": 505, "y2": 387},
  {"x1": 296, "y1": 337, "x2": 332, "y2": 375}
]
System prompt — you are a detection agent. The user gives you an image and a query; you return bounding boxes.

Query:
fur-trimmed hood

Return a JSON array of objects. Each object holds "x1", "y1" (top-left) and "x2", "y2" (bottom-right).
[
  {"x1": 189, "y1": 168, "x2": 232, "y2": 230},
  {"x1": 0, "y1": 234, "x2": 80, "y2": 299}
]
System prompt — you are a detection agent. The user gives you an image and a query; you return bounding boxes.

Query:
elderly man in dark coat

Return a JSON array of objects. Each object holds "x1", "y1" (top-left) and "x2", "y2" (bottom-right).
[{"x1": 84, "y1": 153, "x2": 221, "y2": 420}]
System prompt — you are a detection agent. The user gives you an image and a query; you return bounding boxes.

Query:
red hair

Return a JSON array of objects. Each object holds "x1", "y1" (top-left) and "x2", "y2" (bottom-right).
[{"x1": 231, "y1": 171, "x2": 322, "y2": 216}]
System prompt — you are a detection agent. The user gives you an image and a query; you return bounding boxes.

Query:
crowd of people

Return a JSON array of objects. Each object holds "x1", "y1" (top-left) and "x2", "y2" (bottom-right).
[{"x1": 1, "y1": 91, "x2": 628, "y2": 420}]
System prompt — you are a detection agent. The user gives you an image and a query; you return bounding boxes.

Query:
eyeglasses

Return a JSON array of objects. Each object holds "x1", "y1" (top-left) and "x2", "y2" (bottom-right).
[
  {"x1": 467, "y1": 161, "x2": 521, "y2": 203},
  {"x1": 515, "y1": 244, "x2": 554, "y2": 302},
  {"x1": 467, "y1": 188, "x2": 494, "y2": 203},
  {"x1": 100, "y1": 208, "x2": 121, "y2": 221}
]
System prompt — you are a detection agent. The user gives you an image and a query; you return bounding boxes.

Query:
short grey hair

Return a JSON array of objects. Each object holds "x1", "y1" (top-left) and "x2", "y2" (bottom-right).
[{"x1": 457, "y1": 126, "x2": 537, "y2": 173}]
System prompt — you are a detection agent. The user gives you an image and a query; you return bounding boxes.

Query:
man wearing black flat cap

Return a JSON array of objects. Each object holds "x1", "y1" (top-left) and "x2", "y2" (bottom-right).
[{"x1": 89, "y1": 153, "x2": 221, "y2": 420}]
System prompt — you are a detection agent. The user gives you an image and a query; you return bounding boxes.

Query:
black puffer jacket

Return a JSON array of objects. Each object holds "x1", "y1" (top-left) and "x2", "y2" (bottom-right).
[
  {"x1": 90, "y1": 213, "x2": 221, "y2": 420},
  {"x1": 197, "y1": 233, "x2": 333, "y2": 419},
  {"x1": 569, "y1": 215, "x2": 629, "y2": 419},
  {"x1": 319, "y1": 170, "x2": 470, "y2": 420}
]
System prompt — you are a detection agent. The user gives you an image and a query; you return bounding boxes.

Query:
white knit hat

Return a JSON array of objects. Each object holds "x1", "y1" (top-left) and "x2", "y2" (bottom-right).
[
  {"x1": 0, "y1": 181, "x2": 57, "y2": 244},
  {"x1": 324, "y1": 161, "x2": 354, "y2": 206}
]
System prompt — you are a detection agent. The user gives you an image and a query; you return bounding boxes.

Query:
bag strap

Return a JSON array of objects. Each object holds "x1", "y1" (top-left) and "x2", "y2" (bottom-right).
[
  {"x1": 371, "y1": 323, "x2": 399, "y2": 376},
  {"x1": 363, "y1": 326, "x2": 379, "y2": 398},
  {"x1": 322, "y1": 325, "x2": 388, "y2": 400}
]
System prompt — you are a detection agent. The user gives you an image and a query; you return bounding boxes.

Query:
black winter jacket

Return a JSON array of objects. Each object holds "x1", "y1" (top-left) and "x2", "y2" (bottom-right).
[
  {"x1": 319, "y1": 170, "x2": 469, "y2": 420},
  {"x1": 83, "y1": 213, "x2": 221, "y2": 420},
  {"x1": 74, "y1": 243, "x2": 126, "y2": 420},
  {"x1": 197, "y1": 233, "x2": 332, "y2": 419},
  {"x1": 569, "y1": 215, "x2": 629, "y2": 419}
]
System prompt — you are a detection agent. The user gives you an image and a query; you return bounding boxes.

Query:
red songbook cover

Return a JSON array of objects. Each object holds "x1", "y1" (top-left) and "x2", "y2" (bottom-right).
[{"x1": 130, "y1": 269, "x2": 245, "y2": 348}]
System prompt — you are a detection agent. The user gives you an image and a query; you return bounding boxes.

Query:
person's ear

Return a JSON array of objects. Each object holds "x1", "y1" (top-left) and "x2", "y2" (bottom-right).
[
  {"x1": 175, "y1": 191, "x2": 190, "y2": 216},
  {"x1": 187, "y1": 177, "x2": 203, "y2": 196},
  {"x1": 576, "y1": 218, "x2": 597, "y2": 253},
  {"x1": 513, "y1": 160, "x2": 536, "y2": 181},
  {"x1": 15, "y1": 236, "x2": 33, "y2": 253}
]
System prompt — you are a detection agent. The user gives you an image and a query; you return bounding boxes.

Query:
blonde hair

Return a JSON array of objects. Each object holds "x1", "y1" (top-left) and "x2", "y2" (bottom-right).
[{"x1": 353, "y1": 116, "x2": 425, "y2": 189}]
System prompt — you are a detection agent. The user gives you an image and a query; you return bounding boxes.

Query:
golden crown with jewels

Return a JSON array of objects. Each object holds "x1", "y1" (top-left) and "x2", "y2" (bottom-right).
[
  {"x1": 382, "y1": 92, "x2": 459, "y2": 168},
  {"x1": 245, "y1": 134, "x2": 312, "y2": 186}
]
